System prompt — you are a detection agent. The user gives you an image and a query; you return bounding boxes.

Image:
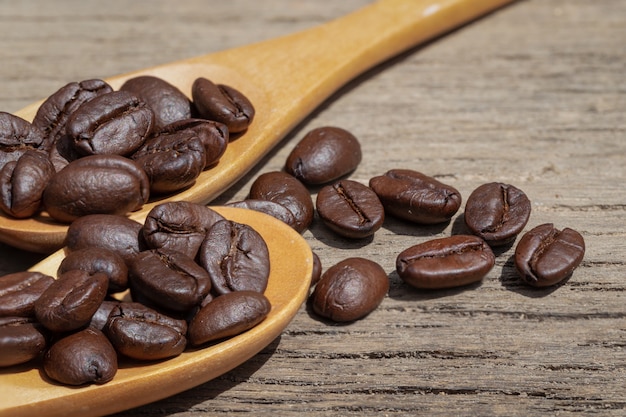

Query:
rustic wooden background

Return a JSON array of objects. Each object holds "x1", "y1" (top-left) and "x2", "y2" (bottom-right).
[{"x1": 1, "y1": 0, "x2": 625, "y2": 415}]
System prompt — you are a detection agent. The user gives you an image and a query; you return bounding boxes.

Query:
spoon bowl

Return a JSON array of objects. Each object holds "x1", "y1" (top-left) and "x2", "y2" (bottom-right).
[
  {"x1": 0, "y1": 0, "x2": 514, "y2": 254},
  {"x1": 0, "y1": 206, "x2": 313, "y2": 417}
]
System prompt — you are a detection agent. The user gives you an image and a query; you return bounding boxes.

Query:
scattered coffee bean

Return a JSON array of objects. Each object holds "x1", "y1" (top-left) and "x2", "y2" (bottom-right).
[
  {"x1": 311, "y1": 252, "x2": 322, "y2": 286},
  {"x1": 142, "y1": 201, "x2": 225, "y2": 259},
  {"x1": 34, "y1": 269, "x2": 109, "y2": 333},
  {"x1": 369, "y1": 169, "x2": 462, "y2": 224},
  {"x1": 514, "y1": 223, "x2": 585, "y2": 287},
  {"x1": 198, "y1": 219, "x2": 270, "y2": 295},
  {"x1": 464, "y1": 182, "x2": 531, "y2": 246},
  {"x1": 192, "y1": 77, "x2": 255, "y2": 133},
  {"x1": 316, "y1": 179, "x2": 384, "y2": 239},
  {"x1": 57, "y1": 247, "x2": 129, "y2": 294},
  {"x1": 129, "y1": 249, "x2": 212, "y2": 312},
  {"x1": 64, "y1": 214, "x2": 146, "y2": 264},
  {"x1": 0, "y1": 150, "x2": 55, "y2": 218},
  {"x1": 396, "y1": 235, "x2": 495, "y2": 289},
  {"x1": 0, "y1": 112, "x2": 48, "y2": 168},
  {"x1": 0, "y1": 316, "x2": 47, "y2": 367},
  {"x1": 188, "y1": 290, "x2": 271, "y2": 346},
  {"x1": 43, "y1": 327, "x2": 117, "y2": 385},
  {"x1": 104, "y1": 302, "x2": 187, "y2": 361},
  {"x1": 225, "y1": 199, "x2": 298, "y2": 230},
  {"x1": 0, "y1": 271, "x2": 54, "y2": 317},
  {"x1": 249, "y1": 171, "x2": 314, "y2": 233},
  {"x1": 43, "y1": 154, "x2": 150, "y2": 223},
  {"x1": 120, "y1": 75, "x2": 192, "y2": 130},
  {"x1": 285, "y1": 126, "x2": 362, "y2": 185},
  {"x1": 311, "y1": 257, "x2": 388, "y2": 322}
]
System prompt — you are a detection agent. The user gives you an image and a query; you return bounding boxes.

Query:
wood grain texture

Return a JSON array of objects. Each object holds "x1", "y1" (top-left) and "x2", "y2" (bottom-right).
[{"x1": 1, "y1": 1, "x2": 625, "y2": 416}]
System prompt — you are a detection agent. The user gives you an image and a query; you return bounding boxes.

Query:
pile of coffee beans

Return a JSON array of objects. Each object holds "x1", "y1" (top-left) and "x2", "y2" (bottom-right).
[
  {"x1": 0, "y1": 75, "x2": 254, "y2": 222},
  {"x1": 0, "y1": 201, "x2": 271, "y2": 385},
  {"x1": 222, "y1": 125, "x2": 585, "y2": 323}
]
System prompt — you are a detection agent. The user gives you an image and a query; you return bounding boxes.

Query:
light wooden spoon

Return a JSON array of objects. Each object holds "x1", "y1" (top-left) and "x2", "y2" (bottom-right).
[
  {"x1": 0, "y1": 206, "x2": 314, "y2": 417},
  {"x1": 0, "y1": 0, "x2": 514, "y2": 253}
]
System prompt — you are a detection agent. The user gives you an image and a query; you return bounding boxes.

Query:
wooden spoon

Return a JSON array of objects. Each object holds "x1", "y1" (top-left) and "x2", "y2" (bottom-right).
[
  {"x1": 0, "y1": 206, "x2": 314, "y2": 417},
  {"x1": 0, "y1": 0, "x2": 514, "y2": 253}
]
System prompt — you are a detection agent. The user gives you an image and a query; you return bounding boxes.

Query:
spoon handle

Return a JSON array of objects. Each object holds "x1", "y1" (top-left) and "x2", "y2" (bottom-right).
[{"x1": 192, "y1": 0, "x2": 515, "y2": 131}]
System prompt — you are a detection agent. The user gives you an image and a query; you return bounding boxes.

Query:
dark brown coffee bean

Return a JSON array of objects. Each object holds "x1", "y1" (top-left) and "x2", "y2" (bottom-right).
[
  {"x1": 198, "y1": 220, "x2": 270, "y2": 296},
  {"x1": 311, "y1": 257, "x2": 388, "y2": 323},
  {"x1": 316, "y1": 179, "x2": 385, "y2": 239},
  {"x1": 464, "y1": 182, "x2": 531, "y2": 246},
  {"x1": 43, "y1": 327, "x2": 117, "y2": 385},
  {"x1": 311, "y1": 251, "x2": 322, "y2": 286},
  {"x1": 191, "y1": 77, "x2": 255, "y2": 133},
  {"x1": 64, "y1": 214, "x2": 145, "y2": 264},
  {"x1": 285, "y1": 126, "x2": 362, "y2": 185},
  {"x1": 119, "y1": 75, "x2": 192, "y2": 130},
  {"x1": 369, "y1": 169, "x2": 462, "y2": 224},
  {"x1": 396, "y1": 235, "x2": 495, "y2": 289},
  {"x1": 0, "y1": 271, "x2": 54, "y2": 317},
  {"x1": 187, "y1": 291, "x2": 270, "y2": 346},
  {"x1": 161, "y1": 118, "x2": 228, "y2": 169},
  {"x1": 34, "y1": 270, "x2": 109, "y2": 333},
  {"x1": 43, "y1": 154, "x2": 150, "y2": 223},
  {"x1": 0, "y1": 150, "x2": 55, "y2": 218},
  {"x1": 104, "y1": 302, "x2": 187, "y2": 360},
  {"x1": 142, "y1": 201, "x2": 225, "y2": 259},
  {"x1": 514, "y1": 223, "x2": 585, "y2": 287},
  {"x1": 0, "y1": 316, "x2": 47, "y2": 367},
  {"x1": 66, "y1": 90, "x2": 154, "y2": 157},
  {"x1": 33, "y1": 79, "x2": 113, "y2": 148},
  {"x1": 0, "y1": 112, "x2": 49, "y2": 168},
  {"x1": 58, "y1": 247, "x2": 129, "y2": 294},
  {"x1": 248, "y1": 171, "x2": 314, "y2": 233},
  {"x1": 129, "y1": 249, "x2": 212, "y2": 312},
  {"x1": 131, "y1": 128, "x2": 205, "y2": 194},
  {"x1": 225, "y1": 199, "x2": 298, "y2": 230}
]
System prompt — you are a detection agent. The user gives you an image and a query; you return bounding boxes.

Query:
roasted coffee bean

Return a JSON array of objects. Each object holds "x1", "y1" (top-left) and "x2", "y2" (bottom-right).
[
  {"x1": 514, "y1": 223, "x2": 585, "y2": 287},
  {"x1": 464, "y1": 182, "x2": 531, "y2": 246},
  {"x1": 369, "y1": 169, "x2": 462, "y2": 224},
  {"x1": 191, "y1": 77, "x2": 255, "y2": 133},
  {"x1": 225, "y1": 199, "x2": 298, "y2": 230},
  {"x1": 43, "y1": 154, "x2": 150, "y2": 223},
  {"x1": 311, "y1": 257, "x2": 388, "y2": 322},
  {"x1": 0, "y1": 150, "x2": 55, "y2": 218},
  {"x1": 58, "y1": 247, "x2": 129, "y2": 294},
  {"x1": 0, "y1": 112, "x2": 48, "y2": 168},
  {"x1": 43, "y1": 327, "x2": 117, "y2": 385},
  {"x1": 248, "y1": 171, "x2": 314, "y2": 233},
  {"x1": 66, "y1": 90, "x2": 154, "y2": 157},
  {"x1": 129, "y1": 249, "x2": 212, "y2": 312},
  {"x1": 142, "y1": 201, "x2": 225, "y2": 259},
  {"x1": 104, "y1": 302, "x2": 187, "y2": 360},
  {"x1": 311, "y1": 251, "x2": 322, "y2": 286},
  {"x1": 0, "y1": 271, "x2": 54, "y2": 317},
  {"x1": 88, "y1": 300, "x2": 119, "y2": 331},
  {"x1": 188, "y1": 290, "x2": 270, "y2": 346},
  {"x1": 0, "y1": 316, "x2": 47, "y2": 367},
  {"x1": 316, "y1": 179, "x2": 384, "y2": 239},
  {"x1": 161, "y1": 118, "x2": 228, "y2": 169},
  {"x1": 285, "y1": 126, "x2": 362, "y2": 185},
  {"x1": 34, "y1": 269, "x2": 109, "y2": 333},
  {"x1": 65, "y1": 214, "x2": 145, "y2": 264},
  {"x1": 396, "y1": 235, "x2": 495, "y2": 289},
  {"x1": 198, "y1": 220, "x2": 270, "y2": 295},
  {"x1": 131, "y1": 128, "x2": 205, "y2": 194},
  {"x1": 119, "y1": 75, "x2": 192, "y2": 130},
  {"x1": 33, "y1": 79, "x2": 113, "y2": 148}
]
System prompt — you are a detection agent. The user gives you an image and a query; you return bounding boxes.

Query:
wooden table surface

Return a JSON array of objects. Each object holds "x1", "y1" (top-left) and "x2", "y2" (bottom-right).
[{"x1": 1, "y1": 1, "x2": 625, "y2": 416}]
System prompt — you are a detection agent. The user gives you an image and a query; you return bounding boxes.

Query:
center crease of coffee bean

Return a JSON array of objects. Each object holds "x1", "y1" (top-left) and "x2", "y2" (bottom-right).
[{"x1": 333, "y1": 183, "x2": 370, "y2": 225}]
